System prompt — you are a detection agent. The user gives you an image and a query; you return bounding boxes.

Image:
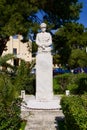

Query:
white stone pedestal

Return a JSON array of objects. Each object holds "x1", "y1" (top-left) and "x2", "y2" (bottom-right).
[
  {"x1": 21, "y1": 95, "x2": 61, "y2": 110},
  {"x1": 20, "y1": 52, "x2": 62, "y2": 111},
  {"x1": 36, "y1": 52, "x2": 53, "y2": 101}
]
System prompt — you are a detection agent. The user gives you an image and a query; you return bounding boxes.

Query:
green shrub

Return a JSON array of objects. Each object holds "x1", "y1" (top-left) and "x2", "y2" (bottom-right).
[
  {"x1": 0, "y1": 98, "x2": 22, "y2": 130},
  {"x1": 68, "y1": 73, "x2": 87, "y2": 94},
  {"x1": 61, "y1": 95, "x2": 87, "y2": 130},
  {"x1": 14, "y1": 60, "x2": 36, "y2": 95},
  {"x1": 53, "y1": 73, "x2": 87, "y2": 95},
  {"x1": 0, "y1": 74, "x2": 18, "y2": 104},
  {"x1": 20, "y1": 120, "x2": 27, "y2": 130},
  {"x1": 76, "y1": 76, "x2": 87, "y2": 94},
  {"x1": 53, "y1": 77, "x2": 62, "y2": 94},
  {"x1": 14, "y1": 74, "x2": 35, "y2": 95},
  {"x1": 81, "y1": 93, "x2": 87, "y2": 110},
  {"x1": 0, "y1": 73, "x2": 22, "y2": 130},
  {"x1": 53, "y1": 73, "x2": 70, "y2": 94}
]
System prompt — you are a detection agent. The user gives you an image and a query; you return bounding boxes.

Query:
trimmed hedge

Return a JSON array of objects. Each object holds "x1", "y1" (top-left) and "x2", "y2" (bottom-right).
[
  {"x1": 53, "y1": 73, "x2": 87, "y2": 94},
  {"x1": 53, "y1": 73, "x2": 70, "y2": 94},
  {"x1": 61, "y1": 94, "x2": 87, "y2": 130}
]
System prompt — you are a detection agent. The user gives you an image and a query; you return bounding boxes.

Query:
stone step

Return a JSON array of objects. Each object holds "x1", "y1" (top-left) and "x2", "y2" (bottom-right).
[
  {"x1": 21, "y1": 95, "x2": 61, "y2": 111},
  {"x1": 21, "y1": 110, "x2": 64, "y2": 130}
]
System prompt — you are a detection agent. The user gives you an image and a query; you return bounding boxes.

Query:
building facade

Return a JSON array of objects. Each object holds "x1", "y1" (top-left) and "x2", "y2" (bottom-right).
[{"x1": 2, "y1": 35, "x2": 32, "y2": 66}]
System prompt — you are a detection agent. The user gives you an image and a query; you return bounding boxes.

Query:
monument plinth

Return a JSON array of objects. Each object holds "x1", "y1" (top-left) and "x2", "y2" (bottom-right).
[{"x1": 36, "y1": 52, "x2": 53, "y2": 101}]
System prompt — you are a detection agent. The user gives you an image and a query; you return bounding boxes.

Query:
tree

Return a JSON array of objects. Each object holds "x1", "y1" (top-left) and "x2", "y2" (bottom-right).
[
  {"x1": 40, "y1": 0, "x2": 83, "y2": 28},
  {"x1": 0, "y1": 0, "x2": 40, "y2": 55},
  {"x1": 0, "y1": 73, "x2": 22, "y2": 130},
  {"x1": 14, "y1": 60, "x2": 35, "y2": 94},
  {"x1": 0, "y1": 0, "x2": 83, "y2": 55},
  {"x1": 53, "y1": 23, "x2": 87, "y2": 66},
  {"x1": 0, "y1": 74, "x2": 16, "y2": 104},
  {"x1": 53, "y1": 54, "x2": 60, "y2": 65},
  {"x1": 0, "y1": 54, "x2": 15, "y2": 71},
  {"x1": 68, "y1": 49, "x2": 87, "y2": 68}
]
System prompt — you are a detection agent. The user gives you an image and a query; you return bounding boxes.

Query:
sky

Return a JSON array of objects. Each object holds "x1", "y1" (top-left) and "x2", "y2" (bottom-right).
[
  {"x1": 36, "y1": 0, "x2": 87, "y2": 28},
  {"x1": 78, "y1": 0, "x2": 87, "y2": 27}
]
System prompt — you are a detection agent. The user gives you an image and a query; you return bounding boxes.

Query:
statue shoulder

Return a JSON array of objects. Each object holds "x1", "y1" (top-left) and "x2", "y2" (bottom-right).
[
  {"x1": 45, "y1": 32, "x2": 51, "y2": 35},
  {"x1": 36, "y1": 33, "x2": 40, "y2": 39},
  {"x1": 36, "y1": 32, "x2": 42, "y2": 37}
]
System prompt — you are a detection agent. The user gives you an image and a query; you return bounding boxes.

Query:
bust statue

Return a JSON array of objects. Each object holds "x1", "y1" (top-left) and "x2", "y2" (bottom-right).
[{"x1": 36, "y1": 23, "x2": 52, "y2": 53}]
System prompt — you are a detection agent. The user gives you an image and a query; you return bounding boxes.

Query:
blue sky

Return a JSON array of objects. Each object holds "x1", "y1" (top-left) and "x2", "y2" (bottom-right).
[
  {"x1": 36, "y1": 0, "x2": 87, "y2": 28},
  {"x1": 78, "y1": 0, "x2": 87, "y2": 27}
]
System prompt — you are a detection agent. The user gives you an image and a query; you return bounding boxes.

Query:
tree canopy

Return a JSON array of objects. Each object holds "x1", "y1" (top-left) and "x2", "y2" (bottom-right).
[
  {"x1": 0, "y1": 0, "x2": 39, "y2": 55},
  {"x1": 0, "y1": 0, "x2": 83, "y2": 55},
  {"x1": 53, "y1": 22, "x2": 87, "y2": 67},
  {"x1": 40, "y1": 0, "x2": 83, "y2": 28},
  {"x1": 69, "y1": 49, "x2": 87, "y2": 68}
]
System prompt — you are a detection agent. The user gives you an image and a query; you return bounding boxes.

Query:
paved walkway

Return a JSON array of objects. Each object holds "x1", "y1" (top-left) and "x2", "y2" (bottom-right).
[{"x1": 21, "y1": 109, "x2": 64, "y2": 130}]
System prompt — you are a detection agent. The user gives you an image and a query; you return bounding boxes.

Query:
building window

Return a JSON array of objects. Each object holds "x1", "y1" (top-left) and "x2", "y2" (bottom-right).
[
  {"x1": 13, "y1": 48, "x2": 17, "y2": 55},
  {"x1": 14, "y1": 58, "x2": 19, "y2": 66}
]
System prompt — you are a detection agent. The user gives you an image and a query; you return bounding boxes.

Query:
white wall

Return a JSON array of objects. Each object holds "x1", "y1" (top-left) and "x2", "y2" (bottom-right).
[{"x1": 2, "y1": 35, "x2": 32, "y2": 65}]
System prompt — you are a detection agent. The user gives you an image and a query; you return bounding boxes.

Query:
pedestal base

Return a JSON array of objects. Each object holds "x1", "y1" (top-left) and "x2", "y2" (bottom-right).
[{"x1": 21, "y1": 95, "x2": 61, "y2": 111}]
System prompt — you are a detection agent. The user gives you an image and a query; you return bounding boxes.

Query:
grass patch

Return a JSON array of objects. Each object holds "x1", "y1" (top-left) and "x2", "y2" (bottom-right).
[{"x1": 19, "y1": 120, "x2": 27, "y2": 130}]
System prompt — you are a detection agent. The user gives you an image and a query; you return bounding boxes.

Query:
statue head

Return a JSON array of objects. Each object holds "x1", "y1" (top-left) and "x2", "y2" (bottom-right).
[{"x1": 40, "y1": 23, "x2": 47, "y2": 32}]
